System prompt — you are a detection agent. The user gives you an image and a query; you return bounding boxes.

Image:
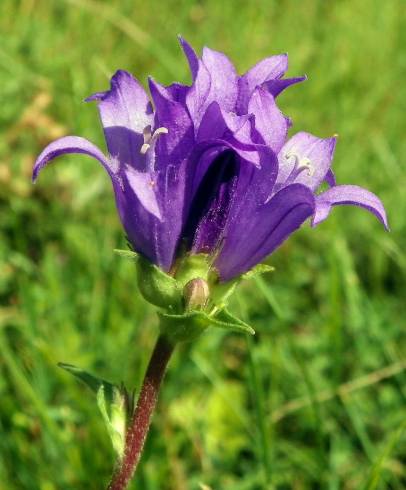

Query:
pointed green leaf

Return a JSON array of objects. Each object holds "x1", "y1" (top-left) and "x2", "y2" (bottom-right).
[
  {"x1": 58, "y1": 363, "x2": 132, "y2": 458},
  {"x1": 58, "y1": 362, "x2": 109, "y2": 393},
  {"x1": 97, "y1": 383, "x2": 130, "y2": 458}
]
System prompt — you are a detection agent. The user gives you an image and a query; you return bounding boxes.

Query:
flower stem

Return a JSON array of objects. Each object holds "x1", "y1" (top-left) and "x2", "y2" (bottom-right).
[{"x1": 107, "y1": 334, "x2": 175, "y2": 490}]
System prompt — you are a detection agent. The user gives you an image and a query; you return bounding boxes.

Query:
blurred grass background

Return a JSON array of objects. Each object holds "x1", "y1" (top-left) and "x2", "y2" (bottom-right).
[{"x1": 0, "y1": 0, "x2": 405, "y2": 488}]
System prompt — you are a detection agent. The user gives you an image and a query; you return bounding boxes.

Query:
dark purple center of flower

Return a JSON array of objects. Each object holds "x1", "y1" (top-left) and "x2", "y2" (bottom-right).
[{"x1": 183, "y1": 150, "x2": 239, "y2": 256}]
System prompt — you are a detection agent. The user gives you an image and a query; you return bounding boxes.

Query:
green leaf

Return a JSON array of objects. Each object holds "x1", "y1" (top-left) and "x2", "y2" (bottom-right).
[
  {"x1": 58, "y1": 363, "x2": 133, "y2": 458},
  {"x1": 58, "y1": 362, "x2": 109, "y2": 393},
  {"x1": 97, "y1": 383, "x2": 132, "y2": 459}
]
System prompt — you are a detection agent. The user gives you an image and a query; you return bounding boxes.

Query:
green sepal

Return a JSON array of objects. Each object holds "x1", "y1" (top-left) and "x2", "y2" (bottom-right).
[
  {"x1": 174, "y1": 254, "x2": 210, "y2": 287},
  {"x1": 159, "y1": 308, "x2": 254, "y2": 343},
  {"x1": 241, "y1": 264, "x2": 275, "y2": 280},
  {"x1": 209, "y1": 264, "x2": 274, "y2": 309},
  {"x1": 158, "y1": 310, "x2": 210, "y2": 343},
  {"x1": 212, "y1": 308, "x2": 255, "y2": 335},
  {"x1": 114, "y1": 248, "x2": 139, "y2": 261},
  {"x1": 136, "y1": 256, "x2": 182, "y2": 310},
  {"x1": 58, "y1": 363, "x2": 133, "y2": 458},
  {"x1": 209, "y1": 276, "x2": 239, "y2": 308}
]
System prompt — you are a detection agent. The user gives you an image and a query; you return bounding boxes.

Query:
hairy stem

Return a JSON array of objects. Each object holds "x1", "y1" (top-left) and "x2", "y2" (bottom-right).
[{"x1": 107, "y1": 334, "x2": 175, "y2": 490}]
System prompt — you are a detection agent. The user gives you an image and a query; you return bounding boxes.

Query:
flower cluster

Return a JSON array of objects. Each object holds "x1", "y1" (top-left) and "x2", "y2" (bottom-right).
[{"x1": 34, "y1": 37, "x2": 387, "y2": 283}]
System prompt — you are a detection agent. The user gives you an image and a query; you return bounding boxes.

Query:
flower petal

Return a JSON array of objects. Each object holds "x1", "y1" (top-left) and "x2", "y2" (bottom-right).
[
  {"x1": 196, "y1": 101, "x2": 268, "y2": 167},
  {"x1": 124, "y1": 166, "x2": 161, "y2": 220},
  {"x1": 165, "y1": 82, "x2": 188, "y2": 103},
  {"x1": 312, "y1": 185, "x2": 389, "y2": 229},
  {"x1": 85, "y1": 70, "x2": 152, "y2": 169},
  {"x1": 184, "y1": 144, "x2": 278, "y2": 258},
  {"x1": 202, "y1": 46, "x2": 239, "y2": 112},
  {"x1": 277, "y1": 132, "x2": 337, "y2": 190},
  {"x1": 263, "y1": 76, "x2": 307, "y2": 98},
  {"x1": 248, "y1": 87, "x2": 289, "y2": 153},
  {"x1": 178, "y1": 36, "x2": 199, "y2": 79},
  {"x1": 188, "y1": 151, "x2": 239, "y2": 254},
  {"x1": 148, "y1": 78, "x2": 194, "y2": 158},
  {"x1": 185, "y1": 45, "x2": 240, "y2": 129},
  {"x1": 197, "y1": 101, "x2": 250, "y2": 142},
  {"x1": 185, "y1": 57, "x2": 212, "y2": 128},
  {"x1": 237, "y1": 54, "x2": 288, "y2": 113},
  {"x1": 33, "y1": 135, "x2": 114, "y2": 181},
  {"x1": 143, "y1": 79, "x2": 195, "y2": 269},
  {"x1": 324, "y1": 169, "x2": 336, "y2": 187},
  {"x1": 216, "y1": 183, "x2": 315, "y2": 281}
]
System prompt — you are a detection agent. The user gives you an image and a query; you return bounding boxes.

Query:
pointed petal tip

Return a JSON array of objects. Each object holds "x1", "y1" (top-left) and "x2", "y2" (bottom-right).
[
  {"x1": 178, "y1": 35, "x2": 200, "y2": 80},
  {"x1": 32, "y1": 136, "x2": 113, "y2": 186},
  {"x1": 32, "y1": 158, "x2": 43, "y2": 181},
  {"x1": 329, "y1": 135, "x2": 338, "y2": 150},
  {"x1": 178, "y1": 35, "x2": 198, "y2": 58},
  {"x1": 177, "y1": 33, "x2": 186, "y2": 45},
  {"x1": 147, "y1": 76, "x2": 158, "y2": 93},
  {"x1": 148, "y1": 77, "x2": 173, "y2": 102},
  {"x1": 147, "y1": 75, "x2": 158, "y2": 87},
  {"x1": 147, "y1": 76, "x2": 161, "y2": 95},
  {"x1": 110, "y1": 69, "x2": 139, "y2": 90},
  {"x1": 84, "y1": 92, "x2": 102, "y2": 103},
  {"x1": 312, "y1": 184, "x2": 389, "y2": 231},
  {"x1": 110, "y1": 69, "x2": 134, "y2": 81},
  {"x1": 85, "y1": 70, "x2": 137, "y2": 103}
]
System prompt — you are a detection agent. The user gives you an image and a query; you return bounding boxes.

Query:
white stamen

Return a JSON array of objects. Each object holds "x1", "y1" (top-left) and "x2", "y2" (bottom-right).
[
  {"x1": 285, "y1": 151, "x2": 314, "y2": 177},
  {"x1": 140, "y1": 143, "x2": 151, "y2": 154},
  {"x1": 140, "y1": 125, "x2": 168, "y2": 154},
  {"x1": 151, "y1": 127, "x2": 169, "y2": 141},
  {"x1": 143, "y1": 125, "x2": 152, "y2": 141}
]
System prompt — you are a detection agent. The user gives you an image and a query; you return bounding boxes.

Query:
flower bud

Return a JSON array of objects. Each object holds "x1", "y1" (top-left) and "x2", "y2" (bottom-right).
[{"x1": 183, "y1": 277, "x2": 210, "y2": 310}]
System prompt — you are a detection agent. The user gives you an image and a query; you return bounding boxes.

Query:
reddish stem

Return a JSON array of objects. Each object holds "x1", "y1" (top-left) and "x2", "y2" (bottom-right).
[{"x1": 107, "y1": 334, "x2": 175, "y2": 490}]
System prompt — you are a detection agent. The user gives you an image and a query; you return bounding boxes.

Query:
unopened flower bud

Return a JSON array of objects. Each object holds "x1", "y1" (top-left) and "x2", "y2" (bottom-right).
[{"x1": 183, "y1": 277, "x2": 210, "y2": 310}]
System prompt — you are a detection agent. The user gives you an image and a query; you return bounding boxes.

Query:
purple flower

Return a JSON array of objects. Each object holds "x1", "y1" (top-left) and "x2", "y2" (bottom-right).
[{"x1": 33, "y1": 37, "x2": 388, "y2": 282}]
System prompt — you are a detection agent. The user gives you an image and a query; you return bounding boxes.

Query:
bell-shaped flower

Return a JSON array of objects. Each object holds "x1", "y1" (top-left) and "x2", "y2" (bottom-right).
[{"x1": 34, "y1": 38, "x2": 388, "y2": 285}]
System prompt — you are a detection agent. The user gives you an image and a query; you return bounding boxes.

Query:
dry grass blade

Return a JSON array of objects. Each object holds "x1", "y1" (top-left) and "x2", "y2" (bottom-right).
[{"x1": 271, "y1": 361, "x2": 406, "y2": 423}]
